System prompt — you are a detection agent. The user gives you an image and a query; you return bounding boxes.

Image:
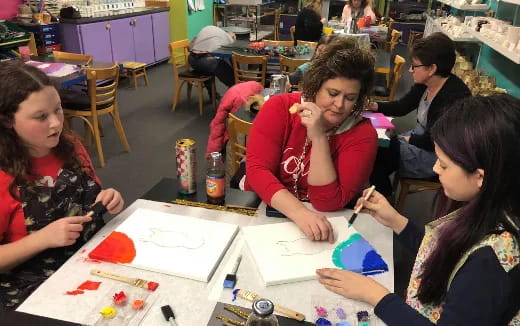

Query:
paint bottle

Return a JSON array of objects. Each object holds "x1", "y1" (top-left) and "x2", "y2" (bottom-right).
[
  {"x1": 176, "y1": 139, "x2": 197, "y2": 194},
  {"x1": 206, "y1": 152, "x2": 225, "y2": 205},
  {"x1": 245, "y1": 299, "x2": 279, "y2": 326},
  {"x1": 356, "y1": 311, "x2": 371, "y2": 326}
]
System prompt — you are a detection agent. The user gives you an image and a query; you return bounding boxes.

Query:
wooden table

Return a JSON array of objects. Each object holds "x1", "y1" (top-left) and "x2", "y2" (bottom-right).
[{"x1": 16, "y1": 188, "x2": 393, "y2": 325}]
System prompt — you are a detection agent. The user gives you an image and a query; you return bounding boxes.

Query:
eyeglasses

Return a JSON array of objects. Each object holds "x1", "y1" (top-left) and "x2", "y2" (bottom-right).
[{"x1": 410, "y1": 64, "x2": 430, "y2": 71}]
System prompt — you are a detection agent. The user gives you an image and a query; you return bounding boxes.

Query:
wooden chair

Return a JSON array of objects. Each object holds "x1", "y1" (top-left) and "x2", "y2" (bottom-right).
[
  {"x1": 62, "y1": 64, "x2": 130, "y2": 168},
  {"x1": 122, "y1": 61, "x2": 149, "y2": 88},
  {"x1": 297, "y1": 40, "x2": 318, "y2": 48},
  {"x1": 169, "y1": 39, "x2": 217, "y2": 116},
  {"x1": 279, "y1": 55, "x2": 309, "y2": 90},
  {"x1": 263, "y1": 40, "x2": 294, "y2": 47},
  {"x1": 264, "y1": 8, "x2": 281, "y2": 41},
  {"x1": 394, "y1": 177, "x2": 442, "y2": 213},
  {"x1": 372, "y1": 55, "x2": 406, "y2": 102},
  {"x1": 52, "y1": 51, "x2": 93, "y2": 65},
  {"x1": 408, "y1": 30, "x2": 424, "y2": 49},
  {"x1": 231, "y1": 52, "x2": 268, "y2": 86},
  {"x1": 227, "y1": 113, "x2": 252, "y2": 176},
  {"x1": 290, "y1": 25, "x2": 295, "y2": 42},
  {"x1": 387, "y1": 29, "x2": 401, "y2": 53}
]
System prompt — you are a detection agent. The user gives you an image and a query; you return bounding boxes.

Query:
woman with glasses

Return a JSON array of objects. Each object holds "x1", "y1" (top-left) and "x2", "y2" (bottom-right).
[{"x1": 368, "y1": 32, "x2": 471, "y2": 197}]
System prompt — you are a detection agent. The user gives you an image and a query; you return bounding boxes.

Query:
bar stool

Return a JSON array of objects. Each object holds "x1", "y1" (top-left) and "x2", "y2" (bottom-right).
[{"x1": 122, "y1": 61, "x2": 149, "y2": 88}]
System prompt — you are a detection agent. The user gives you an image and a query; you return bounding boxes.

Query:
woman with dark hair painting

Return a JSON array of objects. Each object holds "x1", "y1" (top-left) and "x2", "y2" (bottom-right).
[
  {"x1": 369, "y1": 32, "x2": 471, "y2": 197},
  {"x1": 318, "y1": 95, "x2": 520, "y2": 325},
  {"x1": 0, "y1": 60, "x2": 123, "y2": 309},
  {"x1": 245, "y1": 40, "x2": 377, "y2": 243},
  {"x1": 294, "y1": 0, "x2": 325, "y2": 45}
]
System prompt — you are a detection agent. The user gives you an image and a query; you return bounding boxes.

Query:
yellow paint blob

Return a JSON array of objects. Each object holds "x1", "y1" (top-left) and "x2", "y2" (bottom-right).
[{"x1": 100, "y1": 307, "x2": 116, "y2": 319}]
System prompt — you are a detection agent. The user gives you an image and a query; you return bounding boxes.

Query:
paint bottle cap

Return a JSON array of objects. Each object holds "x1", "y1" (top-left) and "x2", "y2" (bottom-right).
[{"x1": 252, "y1": 299, "x2": 274, "y2": 317}]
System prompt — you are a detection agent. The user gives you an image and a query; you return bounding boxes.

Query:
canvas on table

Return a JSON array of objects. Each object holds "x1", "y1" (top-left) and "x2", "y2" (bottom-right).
[
  {"x1": 243, "y1": 217, "x2": 387, "y2": 286},
  {"x1": 89, "y1": 208, "x2": 238, "y2": 282}
]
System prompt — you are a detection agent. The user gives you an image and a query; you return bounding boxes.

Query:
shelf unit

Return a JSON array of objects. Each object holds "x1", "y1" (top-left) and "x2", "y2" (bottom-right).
[
  {"x1": 0, "y1": 33, "x2": 37, "y2": 61},
  {"x1": 434, "y1": 19, "x2": 479, "y2": 41},
  {"x1": 438, "y1": 0, "x2": 489, "y2": 11},
  {"x1": 470, "y1": 30, "x2": 520, "y2": 63}
]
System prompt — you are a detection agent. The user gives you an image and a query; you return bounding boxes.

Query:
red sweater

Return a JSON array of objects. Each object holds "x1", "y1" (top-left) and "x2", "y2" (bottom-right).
[
  {"x1": 0, "y1": 142, "x2": 98, "y2": 243},
  {"x1": 245, "y1": 93, "x2": 377, "y2": 211}
]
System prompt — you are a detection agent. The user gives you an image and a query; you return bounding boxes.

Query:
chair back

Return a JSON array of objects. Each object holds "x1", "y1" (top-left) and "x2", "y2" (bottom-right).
[
  {"x1": 388, "y1": 55, "x2": 405, "y2": 101},
  {"x1": 86, "y1": 63, "x2": 120, "y2": 112},
  {"x1": 232, "y1": 52, "x2": 268, "y2": 86},
  {"x1": 290, "y1": 25, "x2": 295, "y2": 42},
  {"x1": 279, "y1": 55, "x2": 309, "y2": 74},
  {"x1": 53, "y1": 51, "x2": 93, "y2": 65},
  {"x1": 273, "y1": 8, "x2": 281, "y2": 41},
  {"x1": 227, "y1": 113, "x2": 252, "y2": 176},
  {"x1": 169, "y1": 39, "x2": 191, "y2": 80},
  {"x1": 389, "y1": 29, "x2": 401, "y2": 53},
  {"x1": 263, "y1": 40, "x2": 294, "y2": 47},
  {"x1": 297, "y1": 40, "x2": 318, "y2": 48}
]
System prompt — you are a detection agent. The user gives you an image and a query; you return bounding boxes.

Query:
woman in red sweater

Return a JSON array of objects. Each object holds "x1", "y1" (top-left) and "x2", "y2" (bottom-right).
[
  {"x1": 245, "y1": 39, "x2": 377, "y2": 242},
  {"x1": 0, "y1": 60, "x2": 123, "y2": 309}
]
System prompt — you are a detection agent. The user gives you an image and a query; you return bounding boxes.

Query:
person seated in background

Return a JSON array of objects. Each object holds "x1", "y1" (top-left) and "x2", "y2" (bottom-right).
[
  {"x1": 188, "y1": 25, "x2": 236, "y2": 89},
  {"x1": 0, "y1": 61, "x2": 124, "y2": 309},
  {"x1": 318, "y1": 94, "x2": 520, "y2": 325},
  {"x1": 244, "y1": 40, "x2": 377, "y2": 243},
  {"x1": 369, "y1": 32, "x2": 471, "y2": 197},
  {"x1": 294, "y1": 0, "x2": 324, "y2": 46},
  {"x1": 341, "y1": 0, "x2": 376, "y2": 27},
  {"x1": 205, "y1": 81, "x2": 264, "y2": 158}
]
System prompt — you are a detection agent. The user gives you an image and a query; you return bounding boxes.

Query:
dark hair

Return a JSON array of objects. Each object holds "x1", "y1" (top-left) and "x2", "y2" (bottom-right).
[
  {"x1": 302, "y1": 37, "x2": 375, "y2": 115},
  {"x1": 0, "y1": 60, "x2": 88, "y2": 200},
  {"x1": 348, "y1": 0, "x2": 369, "y2": 8},
  {"x1": 418, "y1": 95, "x2": 520, "y2": 305},
  {"x1": 410, "y1": 32, "x2": 455, "y2": 78},
  {"x1": 311, "y1": 34, "x2": 338, "y2": 60}
]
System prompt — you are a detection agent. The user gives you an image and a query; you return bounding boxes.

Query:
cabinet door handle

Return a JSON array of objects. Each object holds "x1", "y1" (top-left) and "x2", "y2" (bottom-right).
[
  {"x1": 106, "y1": 24, "x2": 111, "y2": 30},
  {"x1": 130, "y1": 19, "x2": 137, "y2": 26}
]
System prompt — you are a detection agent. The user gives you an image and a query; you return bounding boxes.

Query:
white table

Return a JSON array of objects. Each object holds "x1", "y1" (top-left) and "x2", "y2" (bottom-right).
[{"x1": 17, "y1": 199, "x2": 393, "y2": 325}]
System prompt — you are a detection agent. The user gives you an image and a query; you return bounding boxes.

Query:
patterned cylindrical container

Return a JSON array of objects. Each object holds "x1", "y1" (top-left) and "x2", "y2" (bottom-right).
[{"x1": 175, "y1": 139, "x2": 197, "y2": 194}]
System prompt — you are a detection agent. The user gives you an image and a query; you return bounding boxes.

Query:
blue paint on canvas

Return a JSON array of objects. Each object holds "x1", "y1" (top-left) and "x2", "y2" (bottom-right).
[{"x1": 332, "y1": 232, "x2": 388, "y2": 275}]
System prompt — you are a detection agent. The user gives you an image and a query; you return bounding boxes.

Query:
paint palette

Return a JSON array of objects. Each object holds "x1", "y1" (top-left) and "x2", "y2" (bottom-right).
[
  {"x1": 88, "y1": 208, "x2": 239, "y2": 282},
  {"x1": 332, "y1": 231, "x2": 388, "y2": 275}
]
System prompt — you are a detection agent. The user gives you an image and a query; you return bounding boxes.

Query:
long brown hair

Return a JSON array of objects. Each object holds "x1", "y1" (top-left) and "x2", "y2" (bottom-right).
[{"x1": 0, "y1": 60, "x2": 88, "y2": 200}]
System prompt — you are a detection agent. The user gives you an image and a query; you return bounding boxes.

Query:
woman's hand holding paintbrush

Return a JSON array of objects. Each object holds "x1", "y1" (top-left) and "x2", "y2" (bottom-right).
[{"x1": 354, "y1": 187, "x2": 408, "y2": 234}]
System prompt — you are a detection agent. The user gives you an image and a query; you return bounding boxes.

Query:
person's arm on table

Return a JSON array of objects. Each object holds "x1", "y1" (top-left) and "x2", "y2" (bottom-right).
[{"x1": 375, "y1": 84, "x2": 426, "y2": 117}]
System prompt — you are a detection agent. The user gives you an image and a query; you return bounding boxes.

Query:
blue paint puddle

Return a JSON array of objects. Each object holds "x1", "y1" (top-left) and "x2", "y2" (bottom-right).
[{"x1": 332, "y1": 232, "x2": 388, "y2": 275}]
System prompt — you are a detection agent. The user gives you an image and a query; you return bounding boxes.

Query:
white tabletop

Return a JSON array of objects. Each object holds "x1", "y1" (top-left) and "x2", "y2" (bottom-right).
[{"x1": 17, "y1": 199, "x2": 393, "y2": 325}]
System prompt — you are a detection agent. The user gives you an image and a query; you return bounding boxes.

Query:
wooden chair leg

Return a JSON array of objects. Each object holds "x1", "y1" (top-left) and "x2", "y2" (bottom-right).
[
  {"x1": 187, "y1": 83, "x2": 192, "y2": 102},
  {"x1": 111, "y1": 108, "x2": 131, "y2": 152},
  {"x1": 197, "y1": 82, "x2": 204, "y2": 116},
  {"x1": 172, "y1": 81, "x2": 183, "y2": 112},
  {"x1": 211, "y1": 78, "x2": 217, "y2": 111},
  {"x1": 132, "y1": 70, "x2": 138, "y2": 89},
  {"x1": 91, "y1": 116, "x2": 105, "y2": 168},
  {"x1": 396, "y1": 181, "x2": 410, "y2": 213},
  {"x1": 143, "y1": 68, "x2": 149, "y2": 86}
]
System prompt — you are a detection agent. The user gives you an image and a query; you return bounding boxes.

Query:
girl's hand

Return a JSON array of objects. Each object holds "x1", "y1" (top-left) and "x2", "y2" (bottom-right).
[
  {"x1": 290, "y1": 207, "x2": 335, "y2": 243},
  {"x1": 316, "y1": 268, "x2": 390, "y2": 306},
  {"x1": 95, "y1": 188, "x2": 124, "y2": 214},
  {"x1": 36, "y1": 215, "x2": 92, "y2": 248},
  {"x1": 297, "y1": 102, "x2": 326, "y2": 141},
  {"x1": 355, "y1": 188, "x2": 408, "y2": 234}
]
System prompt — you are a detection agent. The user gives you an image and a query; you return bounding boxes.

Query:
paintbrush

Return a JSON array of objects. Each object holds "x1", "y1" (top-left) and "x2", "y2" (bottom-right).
[
  {"x1": 233, "y1": 289, "x2": 305, "y2": 321},
  {"x1": 348, "y1": 185, "x2": 376, "y2": 228},
  {"x1": 90, "y1": 269, "x2": 159, "y2": 291},
  {"x1": 223, "y1": 255, "x2": 242, "y2": 289},
  {"x1": 85, "y1": 202, "x2": 107, "y2": 217}
]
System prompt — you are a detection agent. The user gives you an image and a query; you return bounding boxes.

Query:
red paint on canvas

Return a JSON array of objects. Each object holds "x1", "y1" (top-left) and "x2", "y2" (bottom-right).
[
  {"x1": 78, "y1": 280, "x2": 102, "y2": 291},
  {"x1": 65, "y1": 290, "x2": 85, "y2": 295},
  {"x1": 88, "y1": 231, "x2": 136, "y2": 263}
]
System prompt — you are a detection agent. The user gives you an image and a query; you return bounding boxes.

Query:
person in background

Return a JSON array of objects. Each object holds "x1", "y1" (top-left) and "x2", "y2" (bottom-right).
[
  {"x1": 369, "y1": 32, "x2": 471, "y2": 197},
  {"x1": 0, "y1": 60, "x2": 124, "y2": 309},
  {"x1": 245, "y1": 41, "x2": 377, "y2": 243},
  {"x1": 341, "y1": 0, "x2": 376, "y2": 26},
  {"x1": 317, "y1": 95, "x2": 520, "y2": 325},
  {"x1": 189, "y1": 25, "x2": 236, "y2": 88},
  {"x1": 294, "y1": 0, "x2": 324, "y2": 46}
]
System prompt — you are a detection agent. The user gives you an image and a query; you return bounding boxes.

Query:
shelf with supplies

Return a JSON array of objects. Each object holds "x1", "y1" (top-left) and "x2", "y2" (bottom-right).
[
  {"x1": 429, "y1": 17, "x2": 479, "y2": 42},
  {"x1": 437, "y1": 0, "x2": 489, "y2": 11},
  {"x1": 0, "y1": 21, "x2": 38, "y2": 60},
  {"x1": 469, "y1": 29, "x2": 520, "y2": 64}
]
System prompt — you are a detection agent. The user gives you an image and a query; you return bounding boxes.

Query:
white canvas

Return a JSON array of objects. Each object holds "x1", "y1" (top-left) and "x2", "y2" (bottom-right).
[
  {"x1": 243, "y1": 216, "x2": 356, "y2": 286},
  {"x1": 112, "y1": 208, "x2": 238, "y2": 282}
]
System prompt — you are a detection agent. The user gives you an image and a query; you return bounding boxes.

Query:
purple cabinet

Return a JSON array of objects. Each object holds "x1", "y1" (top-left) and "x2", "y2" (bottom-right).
[
  {"x1": 109, "y1": 17, "x2": 136, "y2": 63},
  {"x1": 132, "y1": 15, "x2": 155, "y2": 64},
  {"x1": 151, "y1": 12, "x2": 170, "y2": 62},
  {"x1": 79, "y1": 22, "x2": 112, "y2": 62}
]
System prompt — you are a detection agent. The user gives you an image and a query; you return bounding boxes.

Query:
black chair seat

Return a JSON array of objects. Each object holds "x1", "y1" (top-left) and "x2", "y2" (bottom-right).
[
  {"x1": 178, "y1": 69, "x2": 211, "y2": 79},
  {"x1": 59, "y1": 89, "x2": 113, "y2": 111},
  {"x1": 372, "y1": 85, "x2": 390, "y2": 97}
]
